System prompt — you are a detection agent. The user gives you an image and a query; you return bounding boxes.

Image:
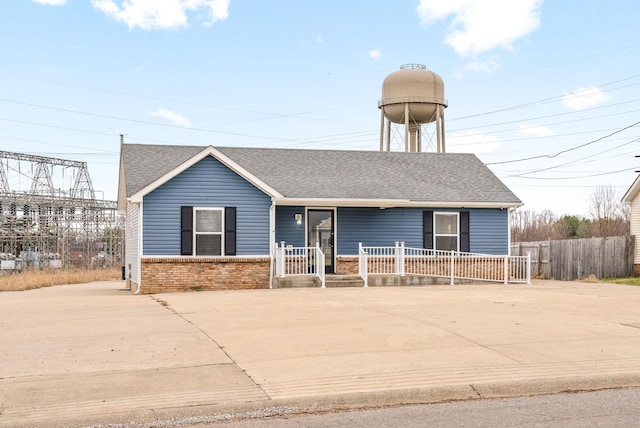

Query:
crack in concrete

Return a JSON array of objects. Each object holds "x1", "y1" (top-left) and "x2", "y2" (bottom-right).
[
  {"x1": 155, "y1": 300, "x2": 273, "y2": 401},
  {"x1": 621, "y1": 323, "x2": 640, "y2": 329},
  {"x1": 469, "y1": 384, "x2": 482, "y2": 398}
]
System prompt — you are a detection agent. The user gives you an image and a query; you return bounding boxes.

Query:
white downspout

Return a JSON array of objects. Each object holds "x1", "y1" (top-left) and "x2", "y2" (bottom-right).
[
  {"x1": 269, "y1": 199, "x2": 276, "y2": 289},
  {"x1": 135, "y1": 202, "x2": 143, "y2": 295},
  {"x1": 507, "y1": 207, "x2": 513, "y2": 256}
]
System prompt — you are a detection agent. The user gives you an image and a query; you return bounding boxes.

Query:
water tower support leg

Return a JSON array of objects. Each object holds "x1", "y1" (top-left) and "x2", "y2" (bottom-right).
[
  {"x1": 379, "y1": 108, "x2": 385, "y2": 152},
  {"x1": 436, "y1": 105, "x2": 442, "y2": 153},
  {"x1": 441, "y1": 109, "x2": 446, "y2": 153},
  {"x1": 404, "y1": 103, "x2": 409, "y2": 152}
]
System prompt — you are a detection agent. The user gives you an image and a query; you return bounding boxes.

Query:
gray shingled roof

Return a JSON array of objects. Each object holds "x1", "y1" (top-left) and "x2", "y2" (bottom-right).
[{"x1": 120, "y1": 144, "x2": 521, "y2": 205}]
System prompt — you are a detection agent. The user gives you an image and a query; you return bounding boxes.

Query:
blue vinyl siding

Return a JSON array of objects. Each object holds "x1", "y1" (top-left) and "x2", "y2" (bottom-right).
[
  {"x1": 336, "y1": 207, "x2": 509, "y2": 255},
  {"x1": 469, "y1": 208, "x2": 509, "y2": 254},
  {"x1": 275, "y1": 206, "x2": 305, "y2": 247},
  {"x1": 337, "y1": 207, "x2": 423, "y2": 254},
  {"x1": 143, "y1": 156, "x2": 271, "y2": 255},
  {"x1": 274, "y1": 206, "x2": 509, "y2": 255}
]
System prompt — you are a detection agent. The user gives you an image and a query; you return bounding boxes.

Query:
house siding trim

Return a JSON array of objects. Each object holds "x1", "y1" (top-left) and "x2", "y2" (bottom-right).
[
  {"x1": 630, "y1": 195, "x2": 640, "y2": 268},
  {"x1": 623, "y1": 176, "x2": 640, "y2": 268},
  {"x1": 124, "y1": 202, "x2": 140, "y2": 288}
]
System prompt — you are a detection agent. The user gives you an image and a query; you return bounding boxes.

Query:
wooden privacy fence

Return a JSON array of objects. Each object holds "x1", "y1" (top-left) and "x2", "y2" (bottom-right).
[{"x1": 511, "y1": 235, "x2": 634, "y2": 280}]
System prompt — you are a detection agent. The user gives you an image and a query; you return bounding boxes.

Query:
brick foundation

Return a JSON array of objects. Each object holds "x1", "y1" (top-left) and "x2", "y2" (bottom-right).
[
  {"x1": 140, "y1": 257, "x2": 271, "y2": 294},
  {"x1": 635, "y1": 264, "x2": 640, "y2": 275},
  {"x1": 336, "y1": 256, "x2": 359, "y2": 274}
]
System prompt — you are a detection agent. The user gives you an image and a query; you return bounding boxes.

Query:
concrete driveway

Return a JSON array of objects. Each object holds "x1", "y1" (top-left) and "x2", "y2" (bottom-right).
[{"x1": 2, "y1": 280, "x2": 640, "y2": 427}]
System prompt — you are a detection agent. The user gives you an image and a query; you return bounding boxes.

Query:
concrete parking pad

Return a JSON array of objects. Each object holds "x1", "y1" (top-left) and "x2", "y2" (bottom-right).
[{"x1": 1, "y1": 280, "x2": 640, "y2": 426}]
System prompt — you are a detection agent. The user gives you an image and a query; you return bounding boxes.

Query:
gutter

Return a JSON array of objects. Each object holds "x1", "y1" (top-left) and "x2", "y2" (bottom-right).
[
  {"x1": 274, "y1": 197, "x2": 522, "y2": 209},
  {"x1": 268, "y1": 199, "x2": 276, "y2": 289},
  {"x1": 135, "y1": 201, "x2": 143, "y2": 295}
]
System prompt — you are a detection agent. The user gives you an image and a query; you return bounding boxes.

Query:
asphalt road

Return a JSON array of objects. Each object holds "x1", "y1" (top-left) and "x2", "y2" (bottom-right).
[{"x1": 199, "y1": 387, "x2": 640, "y2": 427}]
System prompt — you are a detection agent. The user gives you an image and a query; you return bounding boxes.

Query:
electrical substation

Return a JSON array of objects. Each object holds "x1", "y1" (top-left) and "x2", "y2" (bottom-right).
[{"x1": 0, "y1": 150, "x2": 122, "y2": 271}]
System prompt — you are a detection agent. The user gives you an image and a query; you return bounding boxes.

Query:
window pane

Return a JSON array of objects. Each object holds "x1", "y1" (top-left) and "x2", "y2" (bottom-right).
[
  {"x1": 196, "y1": 235, "x2": 221, "y2": 256},
  {"x1": 196, "y1": 210, "x2": 221, "y2": 232},
  {"x1": 436, "y1": 236, "x2": 458, "y2": 252},
  {"x1": 435, "y1": 214, "x2": 457, "y2": 234}
]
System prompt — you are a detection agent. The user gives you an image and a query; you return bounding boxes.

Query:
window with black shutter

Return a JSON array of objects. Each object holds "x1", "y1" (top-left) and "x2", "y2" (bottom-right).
[
  {"x1": 423, "y1": 210, "x2": 433, "y2": 249},
  {"x1": 182, "y1": 206, "x2": 237, "y2": 256},
  {"x1": 425, "y1": 210, "x2": 470, "y2": 252},
  {"x1": 224, "y1": 207, "x2": 236, "y2": 256},
  {"x1": 180, "y1": 206, "x2": 193, "y2": 255},
  {"x1": 460, "y1": 211, "x2": 470, "y2": 252}
]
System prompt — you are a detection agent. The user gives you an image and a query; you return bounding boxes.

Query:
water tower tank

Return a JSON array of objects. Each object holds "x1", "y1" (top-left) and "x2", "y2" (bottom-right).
[{"x1": 378, "y1": 64, "x2": 448, "y2": 152}]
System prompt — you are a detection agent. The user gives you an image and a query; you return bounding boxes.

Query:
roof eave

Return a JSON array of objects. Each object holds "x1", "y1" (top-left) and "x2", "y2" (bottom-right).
[{"x1": 274, "y1": 197, "x2": 523, "y2": 209}]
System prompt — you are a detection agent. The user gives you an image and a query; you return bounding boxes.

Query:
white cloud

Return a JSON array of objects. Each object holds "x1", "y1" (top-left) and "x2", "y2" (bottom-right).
[
  {"x1": 519, "y1": 124, "x2": 554, "y2": 137},
  {"x1": 150, "y1": 108, "x2": 191, "y2": 127},
  {"x1": 369, "y1": 49, "x2": 381, "y2": 60},
  {"x1": 33, "y1": 0, "x2": 67, "y2": 5},
  {"x1": 464, "y1": 56, "x2": 501, "y2": 73},
  {"x1": 446, "y1": 130, "x2": 501, "y2": 154},
  {"x1": 417, "y1": 0, "x2": 543, "y2": 57},
  {"x1": 562, "y1": 86, "x2": 610, "y2": 111},
  {"x1": 91, "y1": 0, "x2": 229, "y2": 30}
]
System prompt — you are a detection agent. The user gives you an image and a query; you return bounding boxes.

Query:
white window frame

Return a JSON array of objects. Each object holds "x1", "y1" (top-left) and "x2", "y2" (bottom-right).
[
  {"x1": 193, "y1": 207, "x2": 225, "y2": 256},
  {"x1": 434, "y1": 212, "x2": 460, "y2": 252}
]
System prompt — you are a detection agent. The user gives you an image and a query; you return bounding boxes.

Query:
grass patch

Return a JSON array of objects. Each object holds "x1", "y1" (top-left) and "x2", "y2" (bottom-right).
[
  {"x1": 0, "y1": 268, "x2": 121, "y2": 292},
  {"x1": 601, "y1": 276, "x2": 640, "y2": 286}
]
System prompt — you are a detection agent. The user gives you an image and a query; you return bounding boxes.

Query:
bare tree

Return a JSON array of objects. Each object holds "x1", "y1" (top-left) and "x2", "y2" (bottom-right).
[
  {"x1": 511, "y1": 208, "x2": 568, "y2": 242},
  {"x1": 578, "y1": 184, "x2": 630, "y2": 237}
]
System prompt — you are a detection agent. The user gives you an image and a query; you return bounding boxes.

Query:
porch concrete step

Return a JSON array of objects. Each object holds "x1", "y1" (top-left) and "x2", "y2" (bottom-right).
[
  {"x1": 325, "y1": 274, "x2": 365, "y2": 288},
  {"x1": 273, "y1": 275, "x2": 365, "y2": 288},
  {"x1": 272, "y1": 276, "x2": 321, "y2": 288}
]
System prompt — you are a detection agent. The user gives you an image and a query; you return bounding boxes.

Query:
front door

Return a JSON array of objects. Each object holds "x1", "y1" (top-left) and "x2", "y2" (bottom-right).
[{"x1": 307, "y1": 209, "x2": 334, "y2": 274}]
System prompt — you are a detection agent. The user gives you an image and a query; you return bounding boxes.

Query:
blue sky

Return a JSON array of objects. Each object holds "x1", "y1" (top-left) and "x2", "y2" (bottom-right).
[{"x1": 1, "y1": 0, "x2": 639, "y2": 216}]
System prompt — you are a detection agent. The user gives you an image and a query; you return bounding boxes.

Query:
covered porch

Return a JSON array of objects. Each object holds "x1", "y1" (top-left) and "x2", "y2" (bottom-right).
[{"x1": 272, "y1": 241, "x2": 532, "y2": 288}]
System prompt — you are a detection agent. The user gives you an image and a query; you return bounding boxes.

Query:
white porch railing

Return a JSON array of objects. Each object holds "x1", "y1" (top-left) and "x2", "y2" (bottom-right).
[
  {"x1": 275, "y1": 241, "x2": 325, "y2": 288},
  {"x1": 358, "y1": 243, "x2": 368, "y2": 287},
  {"x1": 359, "y1": 242, "x2": 531, "y2": 285}
]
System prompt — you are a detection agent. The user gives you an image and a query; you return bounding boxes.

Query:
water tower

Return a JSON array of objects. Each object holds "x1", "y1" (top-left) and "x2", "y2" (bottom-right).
[{"x1": 378, "y1": 64, "x2": 447, "y2": 152}]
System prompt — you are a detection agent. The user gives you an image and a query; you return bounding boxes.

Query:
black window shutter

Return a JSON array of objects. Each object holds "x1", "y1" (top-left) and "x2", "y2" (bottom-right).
[
  {"x1": 423, "y1": 210, "x2": 433, "y2": 249},
  {"x1": 225, "y1": 207, "x2": 237, "y2": 256},
  {"x1": 460, "y1": 211, "x2": 470, "y2": 252},
  {"x1": 180, "y1": 206, "x2": 193, "y2": 255}
]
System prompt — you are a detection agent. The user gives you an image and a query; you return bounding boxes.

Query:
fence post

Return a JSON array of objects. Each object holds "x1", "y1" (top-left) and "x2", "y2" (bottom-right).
[
  {"x1": 526, "y1": 251, "x2": 531, "y2": 284},
  {"x1": 399, "y1": 241, "x2": 405, "y2": 276},
  {"x1": 450, "y1": 250, "x2": 455, "y2": 285},
  {"x1": 394, "y1": 241, "x2": 401, "y2": 276},
  {"x1": 277, "y1": 241, "x2": 285, "y2": 277},
  {"x1": 504, "y1": 255, "x2": 509, "y2": 284},
  {"x1": 359, "y1": 242, "x2": 368, "y2": 288}
]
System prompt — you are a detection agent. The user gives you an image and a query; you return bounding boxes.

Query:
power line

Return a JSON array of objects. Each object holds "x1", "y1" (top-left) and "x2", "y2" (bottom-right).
[
  {"x1": 449, "y1": 74, "x2": 640, "y2": 122},
  {"x1": 486, "y1": 121, "x2": 640, "y2": 166},
  {"x1": 500, "y1": 166, "x2": 635, "y2": 180}
]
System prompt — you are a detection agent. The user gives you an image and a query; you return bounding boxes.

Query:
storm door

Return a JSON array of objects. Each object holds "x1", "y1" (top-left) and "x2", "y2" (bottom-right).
[{"x1": 307, "y1": 209, "x2": 335, "y2": 274}]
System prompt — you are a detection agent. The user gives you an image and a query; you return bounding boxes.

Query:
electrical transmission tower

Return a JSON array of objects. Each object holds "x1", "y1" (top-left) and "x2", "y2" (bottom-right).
[{"x1": 0, "y1": 150, "x2": 122, "y2": 269}]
